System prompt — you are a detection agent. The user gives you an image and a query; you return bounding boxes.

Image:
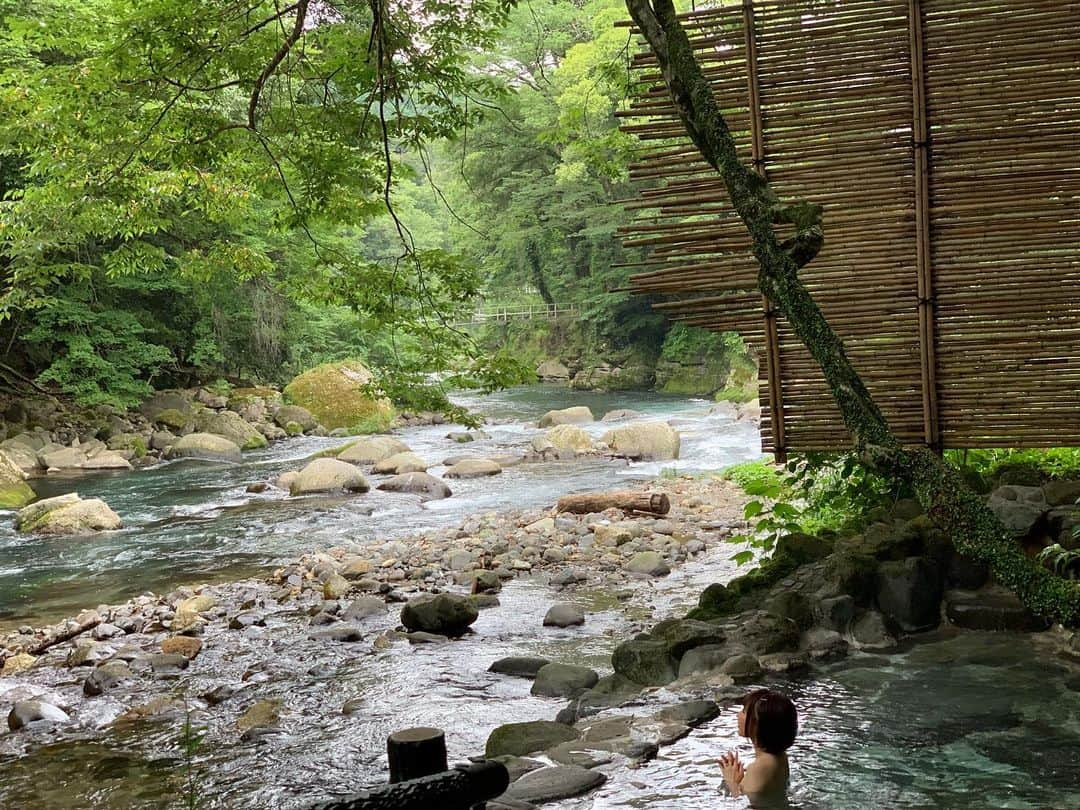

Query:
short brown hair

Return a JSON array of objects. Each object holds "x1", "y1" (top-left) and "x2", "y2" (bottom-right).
[{"x1": 742, "y1": 689, "x2": 798, "y2": 754}]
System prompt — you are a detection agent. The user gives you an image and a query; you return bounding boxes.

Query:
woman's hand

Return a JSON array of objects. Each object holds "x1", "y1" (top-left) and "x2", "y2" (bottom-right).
[{"x1": 719, "y1": 751, "x2": 745, "y2": 795}]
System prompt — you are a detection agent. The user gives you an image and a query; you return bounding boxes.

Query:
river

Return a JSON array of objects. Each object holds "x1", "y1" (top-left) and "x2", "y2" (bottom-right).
[{"x1": 2, "y1": 386, "x2": 1078, "y2": 809}]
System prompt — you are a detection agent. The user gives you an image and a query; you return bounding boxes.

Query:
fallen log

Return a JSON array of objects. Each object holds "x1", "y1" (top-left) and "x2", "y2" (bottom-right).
[
  {"x1": 26, "y1": 616, "x2": 101, "y2": 655},
  {"x1": 556, "y1": 490, "x2": 670, "y2": 516}
]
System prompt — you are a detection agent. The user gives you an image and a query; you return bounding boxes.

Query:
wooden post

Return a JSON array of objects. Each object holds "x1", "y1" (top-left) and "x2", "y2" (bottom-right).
[
  {"x1": 742, "y1": 0, "x2": 787, "y2": 462},
  {"x1": 387, "y1": 727, "x2": 448, "y2": 784},
  {"x1": 908, "y1": 0, "x2": 941, "y2": 452}
]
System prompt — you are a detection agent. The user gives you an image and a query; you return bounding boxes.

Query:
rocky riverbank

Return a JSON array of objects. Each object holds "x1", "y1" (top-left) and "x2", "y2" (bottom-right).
[{"x1": 0, "y1": 473, "x2": 753, "y2": 806}]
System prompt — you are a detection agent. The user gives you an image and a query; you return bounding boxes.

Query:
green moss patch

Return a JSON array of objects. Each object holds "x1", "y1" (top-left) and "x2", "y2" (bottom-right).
[{"x1": 283, "y1": 360, "x2": 396, "y2": 432}]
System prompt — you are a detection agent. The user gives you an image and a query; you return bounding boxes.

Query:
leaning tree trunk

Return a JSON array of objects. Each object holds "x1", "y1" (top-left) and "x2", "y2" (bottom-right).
[{"x1": 624, "y1": 0, "x2": 1080, "y2": 626}]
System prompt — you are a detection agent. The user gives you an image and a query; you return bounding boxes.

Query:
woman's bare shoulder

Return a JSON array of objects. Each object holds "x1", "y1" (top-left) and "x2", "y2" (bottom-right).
[{"x1": 742, "y1": 755, "x2": 787, "y2": 793}]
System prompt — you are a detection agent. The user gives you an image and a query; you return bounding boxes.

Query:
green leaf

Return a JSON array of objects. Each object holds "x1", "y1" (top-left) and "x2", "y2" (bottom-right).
[
  {"x1": 731, "y1": 550, "x2": 754, "y2": 566},
  {"x1": 744, "y1": 500, "x2": 764, "y2": 519}
]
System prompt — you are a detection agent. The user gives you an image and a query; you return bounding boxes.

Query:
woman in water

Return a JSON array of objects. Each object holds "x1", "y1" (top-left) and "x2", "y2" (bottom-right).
[{"x1": 720, "y1": 688, "x2": 798, "y2": 806}]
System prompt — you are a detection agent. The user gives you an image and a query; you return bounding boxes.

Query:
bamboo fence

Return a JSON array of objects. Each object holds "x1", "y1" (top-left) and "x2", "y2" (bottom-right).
[{"x1": 618, "y1": 0, "x2": 1080, "y2": 458}]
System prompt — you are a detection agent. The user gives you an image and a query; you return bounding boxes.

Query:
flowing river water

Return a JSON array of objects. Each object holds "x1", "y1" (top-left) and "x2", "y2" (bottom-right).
[{"x1": 1, "y1": 386, "x2": 1078, "y2": 808}]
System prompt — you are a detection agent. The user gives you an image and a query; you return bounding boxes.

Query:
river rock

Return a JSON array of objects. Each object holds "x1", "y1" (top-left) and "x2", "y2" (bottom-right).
[
  {"x1": 273, "y1": 404, "x2": 318, "y2": 432},
  {"x1": 39, "y1": 445, "x2": 88, "y2": 470},
  {"x1": 488, "y1": 656, "x2": 551, "y2": 678},
  {"x1": 237, "y1": 699, "x2": 281, "y2": 733},
  {"x1": 167, "y1": 433, "x2": 243, "y2": 463},
  {"x1": 601, "y1": 422, "x2": 680, "y2": 461},
  {"x1": 282, "y1": 361, "x2": 394, "y2": 431},
  {"x1": 195, "y1": 410, "x2": 267, "y2": 450},
  {"x1": 0, "y1": 450, "x2": 35, "y2": 508},
  {"x1": 987, "y1": 485, "x2": 1048, "y2": 536},
  {"x1": 15, "y1": 493, "x2": 122, "y2": 535},
  {"x1": 444, "y1": 459, "x2": 502, "y2": 479},
  {"x1": 1043, "y1": 480, "x2": 1080, "y2": 507},
  {"x1": 289, "y1": 458, "x2": 370, "y2": 496},
  {"x1": 377, "y1": 471, "x2": 453, "y2": 499},
  {"x1": 876, "y1": 556, "x2": 943, "y2": 632},
  {"x1": 503, "y1": 765, "x2": 606, "y2": 804},
  {"x1": 531, "y1": 663, "x2": 599, "y2": 698},
  {"x1": 337, "y1": 436, "x2": 411, "y2": 464},
  {"x1": 372, "y1": 451, "x2": 428, "y2": 475},
  {"x1": 400, "y1": 593, "x2": 478, "y2": 636},
  {"x1": 850, "y1": 610, "x2": 898, "y2": 650},
  {"x1": 537, "y1": 407, "x2": 594, "y2": 428},
  {"x1": 79, "y1": 451, "x2": 133, "y2": 470},
  {"x1": 944, "y1": 586, "x2": 1052, "y2": 632},
  {"x1": 83, "y1": 660, "x2": 132, "y2": 696},
  {"x1": 485, "y1": 720, "x2": 580, "y2": 758},
  {"x1": 601, "y1": 409, "x2": 643, "y2": 422},
  {"x1": 536, "y1": 359, "x2": 570, "y2": 381},
  {"x1": 1, "y1": 442, "x2": 40, "y2": 474},
  {"x1": 1, "y1": 653, "x2": 37, "y2": 675},
  {"x1": 544, "y1": 603, "x2": 585, "y2": 628},
  {"x1": 611, "y1": 639, "x2": 678, "y2": 686},
  {"x1": 342, "y1": 597, "x2": 386, "y2": 622},
  {"x1": 8, "y1": 700, "x2": 71, "y2": 731},
  {"x1": 139, "y1": 391, "x2": 192, "y2": 422},
  {"x1": 546, "y1": 424, "x2": 594, "y2": 453},
  {"x1": 161, "y1": 636, "x2": 203, "y2": 659},
  {"x1": 625, "y1": 551, "x2": 671, "y2": 577}
]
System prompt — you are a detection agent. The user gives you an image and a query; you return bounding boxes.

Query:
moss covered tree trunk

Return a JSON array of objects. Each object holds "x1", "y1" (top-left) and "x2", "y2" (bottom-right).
[{"x1": 624, "y1": 0, "x2": 1080, "y2": 626}]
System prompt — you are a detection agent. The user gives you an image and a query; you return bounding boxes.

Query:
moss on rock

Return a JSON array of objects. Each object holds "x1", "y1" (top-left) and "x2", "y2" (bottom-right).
[{"x1": 283, "y1": 361, "x2": 395, "y2": 432}]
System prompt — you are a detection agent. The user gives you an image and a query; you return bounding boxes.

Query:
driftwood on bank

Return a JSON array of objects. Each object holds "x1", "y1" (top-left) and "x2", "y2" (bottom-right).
[
  {"x1": 556, "y1": 491, "x2": 670, "y2": 516},
  {"x1": 26, "y1": 616, "x2": 101, "y2": 655}
]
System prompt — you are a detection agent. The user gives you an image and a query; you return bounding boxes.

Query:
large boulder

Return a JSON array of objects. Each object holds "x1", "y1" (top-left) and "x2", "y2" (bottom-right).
[
  {"x1": 503, "y1": 766, "x2": 606, "y2": 804},
  {"x1": 546, "y1": 425, "x2": 595, "y2": 453},
  {"x1": 0, "y1": 439, "x2": 41, "y2": 473},
  {"x1": 195, "y1": 410, "x2": 267, "y2": 451},
  {"x1": 377, "y1": 472, "x2": 452, "y2": 500},
  {"x1": 876, "y1": 556, "x2": 943, "y2": 632},
  {"x1": 167, "y1": 433, "x2": 243, "y2": 463},
  {"x1": 531, "y1": 663, "x2": 599, "y2": 698},
  {"x1": 944, "y1": 586, "x2": 1052, "y2": 632},
  {"x1": 601, "y1": 422, "x2": 680, "y2": 461},
  {"x1": 485, "y1": 720, "x2": 579, "y2": 758},
  {"x1": 444, "y1": 459, "x2": 502, "y2": 479},
  {"x1": 536, "y1": 360, "x2": 571, "y2": 381},
  {"x1": 372, "y1": 452, "x2": 428, "y2": 475},
  {"x1": 0, "y1": 450, "x2": 35, "y2": 509},
  {"x1": 289, "y1": 458, "x2": 370, "y2": 496},
  {"x1": 537, "y1": 406, "x2": 594, "y2": 428},
  {"x1": 400, "y1": 593, "x2": 478, "y2": 637},
  {"x1": 337, "y1": 436, "x2": 410, "y2": 464},
  {"x1": 15, "y1": 493, "x2": 122, "y2": 535},
  {"x1": 79, "y1": 451, "x2": 133, "y2": 471},
  {"x1": 273, "y1": 404, "x2": 318, "y2": 432},
  {"x1": 283, "y1": 361, "x2": 395, "y2": 432},
  {"x1": 611, "y1": 638, "x2": 678, "y2": 686},
  {"x1": 38, "y1": 445, "x2": 88, "y2": 470},
  {"x1": 987, "y1": 485, "x2": 1048, "y2": 537},
  {"x1": 139, "y1": 391, "x2": 192, "y2": 424}
]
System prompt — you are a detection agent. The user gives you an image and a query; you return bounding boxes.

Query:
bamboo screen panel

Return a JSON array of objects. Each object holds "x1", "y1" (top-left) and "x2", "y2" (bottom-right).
[{"x1": 618, "y1": 0, "x2": 1080, "y2": 456}]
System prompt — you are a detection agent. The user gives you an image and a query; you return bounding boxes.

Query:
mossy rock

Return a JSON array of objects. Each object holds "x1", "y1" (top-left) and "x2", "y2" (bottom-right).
[
  {"x1": 0, "y1": 451, "x2": 35, "y2": 509},
  {"x1": 775, "y1": 532, "x2": 834, "y2": 565},
  {"x1": 821, "y1": 551, "x2": 879, "y2": 604},
  {"x1": 284, "y1": 421, "x2": 304, "y2": 437},
  {"x1": 154, "y1": 408, "x2": 192, "y2": 431},
  {"x1": 283, "y1": 361, "x2": 395, "y2": 432},
  {"x1": 0, "y1": 482, "x2": 36, "y2": 509},
  {"x1": 610, "y1": 638, "x2": 678, "y2": 686},
  {"x1": 485, "y1": 721, "x2": 579, "y2": 758}
]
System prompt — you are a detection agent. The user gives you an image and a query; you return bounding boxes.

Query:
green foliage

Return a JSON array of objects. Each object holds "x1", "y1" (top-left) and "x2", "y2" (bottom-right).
[
  {"x1": 721, "y1": 452, "x2": 906, "y2": 567},
  {"x1": 947, "y1": 447, "x2": 1080, "y2": 483},
  {"x1": 0, "y1": 0, "x2": 521, "y2": 407},
  {"x1": 1037, "y1": 543, "x2": 1080, "y2": 580}
]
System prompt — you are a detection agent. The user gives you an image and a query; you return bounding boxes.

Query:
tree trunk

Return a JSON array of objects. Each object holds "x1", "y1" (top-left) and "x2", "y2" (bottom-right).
[
  {"x1": 623, "y1": 0, "x2": 1080, "y2": 626},
  {"x1": 556, "y1": 490, "x2": 671, "y2": 516}
]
